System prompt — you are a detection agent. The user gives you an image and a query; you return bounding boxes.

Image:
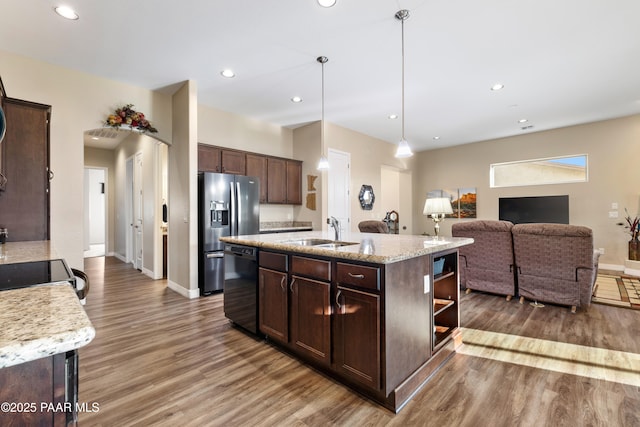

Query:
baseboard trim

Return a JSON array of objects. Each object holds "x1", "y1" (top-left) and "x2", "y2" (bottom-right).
[
  {"x1": 599, "y1": 262, "x2": 624, "y2": 272},
  {"x1": 167, "y1": 280, "x2": 200, "y2": 299},
  {"x1": 113, "y1": 253, "x2": 127, "y2": 263}
]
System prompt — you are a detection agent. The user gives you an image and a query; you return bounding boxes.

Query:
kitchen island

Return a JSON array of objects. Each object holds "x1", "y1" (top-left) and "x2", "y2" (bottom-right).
[
  {"x1": 220, "y1": 231, "x2": 473, "y2": 412},
  {"x1": 0, "y1": 241, "x2": 95, "y2": 426}
]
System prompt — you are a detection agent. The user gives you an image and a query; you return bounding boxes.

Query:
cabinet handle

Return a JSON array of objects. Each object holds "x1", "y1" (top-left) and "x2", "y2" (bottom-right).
[
  {"x1": 335, "y1": 289, "x2": 342, "y2": 309},
  {"x1": 290, "y1": 278, "x2": 296, "y2": 293},
  {"x1": 280, "y1": 276, "x2": 286, "y2": 292},
  {"x1": 348, "y1": 273, "x2": 365, "y2": 279}
]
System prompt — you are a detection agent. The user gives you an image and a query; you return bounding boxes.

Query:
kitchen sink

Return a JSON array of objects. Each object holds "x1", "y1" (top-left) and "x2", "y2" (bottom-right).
[{"x1": 281, "y1": 238, "x2": 357, "y2": 248}]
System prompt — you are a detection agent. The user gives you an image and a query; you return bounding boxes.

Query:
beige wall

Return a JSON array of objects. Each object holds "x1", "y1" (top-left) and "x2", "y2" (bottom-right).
[
  {"x1": 0, "y1": 48, "x2": 172, "y2": 269},
  {"x1": 197, "y1": 104, "x2": 296, "y2": 223},
  {"x1": 413, "y1": 114, "x2": 640, "y2": 267},
  {"x1": 84, "y1": 147, "x2": 116, "y2": 255},
  {"x1": 167, "y1": 81, "x2": 199, "y2": 297},
  {"x1": 312, "y1": 122, "x2": 416, "y2": 233}
]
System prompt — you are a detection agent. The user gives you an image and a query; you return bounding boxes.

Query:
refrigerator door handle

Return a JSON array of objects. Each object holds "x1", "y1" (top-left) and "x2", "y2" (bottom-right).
[
  {"x1": 236, "y1": 181, "x2": 242, "y2": 232},
  {"x1": 230, "y1": 181, "x2": 237, "y2": 235}
]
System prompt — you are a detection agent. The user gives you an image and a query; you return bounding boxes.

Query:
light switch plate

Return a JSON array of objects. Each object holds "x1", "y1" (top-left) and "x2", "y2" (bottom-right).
[
  {"x1": 424, "y1": 274, "x2": 430, "y2": 294},
  {"x1": 609, "y1": 211, "x2": 619, "y2": 218}
]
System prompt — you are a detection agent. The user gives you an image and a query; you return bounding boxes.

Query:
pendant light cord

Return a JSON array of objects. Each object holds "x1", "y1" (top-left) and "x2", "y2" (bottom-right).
[{"x1": 401, "y1": 15, "x2": 405, "y2": 141}]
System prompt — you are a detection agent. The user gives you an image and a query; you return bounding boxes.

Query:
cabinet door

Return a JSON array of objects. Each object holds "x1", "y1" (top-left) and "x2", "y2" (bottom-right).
[
  {"x1": 246, "y1": 154, "x2": 268, "y2": 203},
  {"x1": 286, "y1": 160, "x2": 302, "y2": 205},
  {"x1": 290, "y1": 275, "x2": 331, "y2": 365},
  {"x1": 198, "y1": 144, "x2": 221, "y2": 172},
  {"x1": 258, "y1": 267, "x2": 288, "y2": 344},
  {"x1": 221, "y1": 149, "x2": 246, "y2": 175},
  {"x1": 334, "y1": 286, "x2": 381, "y2": 390},
  {"x1": 0, "y1": 98, "x2": 50, "y2": 241},
  {"x1": 267, "y1": 157, "x2": 287, "y2": 203}
]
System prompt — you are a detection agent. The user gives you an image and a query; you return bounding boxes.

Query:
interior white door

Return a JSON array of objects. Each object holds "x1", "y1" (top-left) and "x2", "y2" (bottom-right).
[
  {"x1": 133, "y1": 152, "x2": 143, "y2": 270},
  {"x1": 327, "y1": 149, "x2": 351, "y2": 235}
]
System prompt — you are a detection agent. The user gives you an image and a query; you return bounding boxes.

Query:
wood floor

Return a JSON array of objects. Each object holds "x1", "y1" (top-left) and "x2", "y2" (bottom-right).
[{"x1": 79, "y1": 257, "x2": 640, "y2": 426}]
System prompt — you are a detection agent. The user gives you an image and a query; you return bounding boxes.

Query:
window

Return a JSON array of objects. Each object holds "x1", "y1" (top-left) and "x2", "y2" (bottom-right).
[{"x1": 490, "y1": 155, "x2": 588, "y2": 188}]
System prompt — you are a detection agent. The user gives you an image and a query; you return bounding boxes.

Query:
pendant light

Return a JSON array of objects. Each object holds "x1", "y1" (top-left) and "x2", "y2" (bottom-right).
[
  {"x1": 317, "y1": 56, "x2": 330, "y2": 170},
  {"x1": 394, "y1": 9, "x2": 414, "y2": 158}
]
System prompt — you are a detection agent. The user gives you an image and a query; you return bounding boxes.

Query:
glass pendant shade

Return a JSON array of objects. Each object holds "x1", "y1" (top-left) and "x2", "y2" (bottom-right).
[
  {"x1": 317, "y1": 155, "x2": 330, "y2": 170},
  {"x1": 395, "y1": 139, "x2": 413, "y2": 158}
]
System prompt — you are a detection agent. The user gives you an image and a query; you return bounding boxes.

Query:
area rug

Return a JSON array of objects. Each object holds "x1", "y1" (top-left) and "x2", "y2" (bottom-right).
[{"x1": 592, "y1": 274, "x2": 640, "y2": 310}]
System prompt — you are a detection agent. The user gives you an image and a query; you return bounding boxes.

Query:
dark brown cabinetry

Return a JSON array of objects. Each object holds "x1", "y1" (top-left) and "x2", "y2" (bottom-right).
[
  {"x1": 266, "y1": 158, "x2": 302, "y2": 204},
  {"x1": 258, "y1": 266, "x2": 288, "y2": 345},
  {"x1": 197, "y1": 144, "x2": 246, "y2": 174},
  {"x1": 334, "y1": 285, "x2": 381, "y2": 389},
  {"x1": 198, "y1": 144, "x2": 302, "y2": 205},
  {"x1": 290, "y1": 256, "x2": 331, "y2": 365},
  {"x1": 285, "y1": 160, "x2": 302, "y2": 205},
  {"x1": 253, "y1": 245, "x2": 462, "y2": 412},
  {"x1": 0, "y1": 96, "x2": 51, "y2": 241},
  {"x1": 0, "y1": 352, "x2": 74, "y2": 426},
  {"x1": 246, "y1": 153, "x2": 268, "y2": 203}
]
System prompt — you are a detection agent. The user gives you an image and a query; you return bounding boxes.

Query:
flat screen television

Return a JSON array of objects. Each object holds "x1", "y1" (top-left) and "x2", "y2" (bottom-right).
[{"x1": 498, "y1": 195, "x2": 569, "y2": 224}]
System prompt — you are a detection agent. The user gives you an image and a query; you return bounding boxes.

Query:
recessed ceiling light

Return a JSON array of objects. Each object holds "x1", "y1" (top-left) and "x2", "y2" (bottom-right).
[
  {"x1": 54, "y1": 5, "x2": 79, "y2": 20},
  {"x1": 433, "y1": 136, "x2": 440, "y2": 140},
  {"x1": 388, "y1": 114, "x2": 398, "y2": 119},
  {"x1": 221, "y1": 69, "x2": 235, "y2": 78},
  {"x1": 518, "y1": 119, "x2": 528, "y2": 123},
  {"x1": 291, "y1": 96, "x2": 303, "y2": 103},
  {"x1": 318, "y1": 0, "x2": 337, "y2": 7},
  {"x1": 490, "y1": 83, "x2": 504, "y2": 91}
]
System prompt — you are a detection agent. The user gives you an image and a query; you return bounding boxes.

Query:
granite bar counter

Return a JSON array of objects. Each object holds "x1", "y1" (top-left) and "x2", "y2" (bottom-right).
[
  {"x1": 0, "y1": 240, "x2": 59, "y2": 264},
  {"x1": 0, "y1": 283, "x2": 95, "y2": 368},
  {"x1": 221, "y1": 230, "x2": 472, "y2": 264},
  {"x1": 0, "y1": 240, "x2": 95, "y2": 368}
]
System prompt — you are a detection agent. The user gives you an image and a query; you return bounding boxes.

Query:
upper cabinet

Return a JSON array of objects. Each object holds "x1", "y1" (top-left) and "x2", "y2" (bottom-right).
[
  {"x1": 199, "y1": 144, "x2": 302, "y2": 205},
  {"x1": 267, "y1": 158, "x2": 302, "y2": 205},
  {"x1": 198, "y1": 144, "x2": 246, "y2": 175},
  {"x1": 246, "y1": 153, "x2": 268, "y2": 203}
]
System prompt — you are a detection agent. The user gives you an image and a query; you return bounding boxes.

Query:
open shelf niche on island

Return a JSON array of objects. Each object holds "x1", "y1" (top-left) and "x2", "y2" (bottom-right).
[{"x1": 432, "y1": 251, "x2": 459, "y2": 350}]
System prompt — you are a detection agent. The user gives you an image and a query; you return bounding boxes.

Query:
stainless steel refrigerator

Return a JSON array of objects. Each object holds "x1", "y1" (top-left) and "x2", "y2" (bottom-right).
[{"x1": 198, "y1": 173, "x2": 260, "y2": 295}]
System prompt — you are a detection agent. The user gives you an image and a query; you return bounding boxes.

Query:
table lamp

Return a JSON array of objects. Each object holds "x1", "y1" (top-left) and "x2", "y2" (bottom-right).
[{"x1": 423, "y1": 197, "x2": 453, "y2": 236}]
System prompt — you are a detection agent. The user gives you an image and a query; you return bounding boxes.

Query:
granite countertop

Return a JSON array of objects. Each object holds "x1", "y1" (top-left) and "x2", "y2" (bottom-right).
[
  {"x1": 0, "y1": 240, "x2": 58, "y2": 264},
  {"x1": 221, "y1": 231, "x2": 473, "y2": 264},
  {"x1": 0, "y1": 283, "x2": 95, "y2": 368},
  {"x1": 259, "y1": 221, "x2": 313, "y2": 233}
]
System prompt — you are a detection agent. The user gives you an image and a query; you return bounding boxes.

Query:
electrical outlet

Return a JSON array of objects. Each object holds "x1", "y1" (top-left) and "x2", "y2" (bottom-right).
[
  {"x1": 423, "y1": 274, "x2": 430, "y2": 294},
  {"x1": 609, "y1": 211, "x2": 619, "y2": 218}
]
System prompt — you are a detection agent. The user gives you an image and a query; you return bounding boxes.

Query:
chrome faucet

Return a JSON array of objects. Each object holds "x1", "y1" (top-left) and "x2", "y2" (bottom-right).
[{"x1": 328, "y1": 216, "x2": 340, "y2": 241}]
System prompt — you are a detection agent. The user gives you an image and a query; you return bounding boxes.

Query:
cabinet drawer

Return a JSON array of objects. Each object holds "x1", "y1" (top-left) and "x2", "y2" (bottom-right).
[
  {"x1": 291, "y1": 256, "x2": 331, "y2": 281},
  {"x1": 336, "y1": 262, "x2": 380, "y2": 291},
  {"x1": 259, "y1": 251, "x2": 288, "y2": 271}
]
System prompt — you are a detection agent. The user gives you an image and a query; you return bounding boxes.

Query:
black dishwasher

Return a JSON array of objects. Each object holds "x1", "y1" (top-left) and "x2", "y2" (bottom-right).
[{"x1": 223, "y1": 244, "x2": 258, "y2": 334}]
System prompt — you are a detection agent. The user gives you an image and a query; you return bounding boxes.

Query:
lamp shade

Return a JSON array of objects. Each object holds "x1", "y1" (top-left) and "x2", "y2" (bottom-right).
[{"x1": 423, "y1": 197, "x2": 453, "y2": 216}]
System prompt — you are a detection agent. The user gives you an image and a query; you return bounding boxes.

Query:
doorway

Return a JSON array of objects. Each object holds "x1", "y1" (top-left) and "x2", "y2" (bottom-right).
[
  {"x1": 327, "y1": 148, "x2": 351, "y2": 234},
  {"x1": 83, "y1": 167, "x2": 107, "y2": 257}
]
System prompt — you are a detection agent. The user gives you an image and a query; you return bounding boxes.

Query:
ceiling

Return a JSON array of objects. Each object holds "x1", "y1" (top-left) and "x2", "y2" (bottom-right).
[{"x1": 1, "y1": 0, "x2": 639, "y2": 152}]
